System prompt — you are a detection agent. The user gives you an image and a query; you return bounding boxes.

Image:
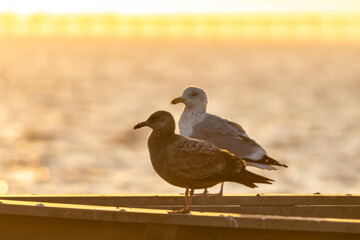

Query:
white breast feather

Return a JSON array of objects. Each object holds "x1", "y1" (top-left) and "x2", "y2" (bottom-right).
[{"x1": 179, "y1": 109, "x2": 206, "y2": 137}]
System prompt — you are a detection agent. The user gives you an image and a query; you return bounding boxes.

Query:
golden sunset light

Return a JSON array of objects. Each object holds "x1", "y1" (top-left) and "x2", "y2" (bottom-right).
[
  {"x1": 0, "y1": 1, "x2": 359, "y2": 42},
  {"x1": 1, "y1": 0, "x2": 360, "y2": 14},
  {"x1": 0, "y1": 0, "x2": 359, "y2": 205},
  {"x1": 0, "y1": 3, "x2": 360, "y2": 238}
]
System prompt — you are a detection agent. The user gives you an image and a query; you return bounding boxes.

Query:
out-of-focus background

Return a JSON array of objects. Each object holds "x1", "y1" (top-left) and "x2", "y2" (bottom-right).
[{"x1": 0, "y1": 0, "x2": 359, "y2": 195}]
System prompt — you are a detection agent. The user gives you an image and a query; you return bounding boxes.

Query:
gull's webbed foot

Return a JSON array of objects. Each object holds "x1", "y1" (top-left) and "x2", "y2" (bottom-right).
[{"x1": 169, "y1": 208, "x2": 191, "y2": 214}]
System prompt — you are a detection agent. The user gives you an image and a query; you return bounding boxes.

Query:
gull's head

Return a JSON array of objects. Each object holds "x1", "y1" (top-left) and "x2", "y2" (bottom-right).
[
  {"x1": 171, "y1": 86, "x2": 208, "y2": 108},
  {"x1": 134, "y1": 110, "x2": 175, "y2": 132}
]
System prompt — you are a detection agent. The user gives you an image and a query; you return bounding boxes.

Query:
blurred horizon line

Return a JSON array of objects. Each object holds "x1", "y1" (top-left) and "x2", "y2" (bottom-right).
[
  {"x1": 2, "y1": 0, "x2": 360, "y2": 15},
  {"x1": 2, "y1": 12, "x2": 360, "y2": 16},
  {"x1": 1, "y1": 13, "x2": 359, "y2": 43}
]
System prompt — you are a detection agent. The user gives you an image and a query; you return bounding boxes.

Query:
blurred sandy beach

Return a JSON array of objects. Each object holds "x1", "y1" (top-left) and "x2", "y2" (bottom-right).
[{"x1": 0, "y1": 38, "x2": 359, "y2": 194}]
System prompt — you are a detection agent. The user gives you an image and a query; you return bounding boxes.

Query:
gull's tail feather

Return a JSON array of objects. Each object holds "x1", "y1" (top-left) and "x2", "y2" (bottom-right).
[{"x1": 230, "y1": 170, "x2": 274, "y2": 188}]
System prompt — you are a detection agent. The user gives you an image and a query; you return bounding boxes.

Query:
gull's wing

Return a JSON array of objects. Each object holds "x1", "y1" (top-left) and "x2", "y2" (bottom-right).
[
  {"x1": 163, "y1": 137, "x2": 242, "y2": 180},
  {"x1": 161, "y1": 136, "x2": 273, "y2": 188},
  {"x1": 191, "y1": 113, "x2": 266, "y2": 160}
]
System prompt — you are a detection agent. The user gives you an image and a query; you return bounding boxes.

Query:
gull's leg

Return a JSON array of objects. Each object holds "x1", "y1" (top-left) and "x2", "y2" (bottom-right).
[
  {"x1": 202, "y1": 188, "x2": 209, "y2": 196},
  {"x1": 194, "y1": 188, "x2": 208, "y2": 196},
  {"x1": 218, "y1": 183, "x2": 224, "y2": 196},
  {"x1": 186, "y1": 189, "x2": 194, "y2": 213},
  {"x1": 183, "y1": 188, "x2": 189, "y2": 211},
  {"x1": 197, "y1": 184, "x2": 224, "y2": 197},
  {"x1": 171, "y1": 188, "x2": 189, "y2": 213}
]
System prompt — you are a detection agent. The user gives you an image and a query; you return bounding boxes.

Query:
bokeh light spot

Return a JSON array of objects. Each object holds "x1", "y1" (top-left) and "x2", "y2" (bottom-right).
[{"x1": 0, "y1": 180, "x2": 9, "y2": 194}]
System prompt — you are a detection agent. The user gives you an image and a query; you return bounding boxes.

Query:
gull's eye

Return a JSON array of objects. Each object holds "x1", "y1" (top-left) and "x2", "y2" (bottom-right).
[{"x1": 191, "y1": 92, "x2": 199, "y2": 97}]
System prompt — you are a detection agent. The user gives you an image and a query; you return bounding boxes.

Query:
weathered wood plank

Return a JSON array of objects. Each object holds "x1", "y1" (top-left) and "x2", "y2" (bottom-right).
[
  {"x1": 1, "y1": 214, "x2": 359, "y2": 240},
  {"x1": 0, "y1": 214, "x2": 146, "y2": 240},
  {"x1": 1, "y1": 194, "x2": 359, "y2": 206},
  {"x1": 148, "y1": 205, "x2": 360, "y2": 219},
  {"x1": 0, "y1": 199, "x2": 359, "y2": 234}
]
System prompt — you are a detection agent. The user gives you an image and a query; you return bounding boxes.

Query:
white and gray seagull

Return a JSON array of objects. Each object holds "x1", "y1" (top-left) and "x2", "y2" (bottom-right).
[{"x1": 171, "y1": 86, "x2": 287, "y2": 195}]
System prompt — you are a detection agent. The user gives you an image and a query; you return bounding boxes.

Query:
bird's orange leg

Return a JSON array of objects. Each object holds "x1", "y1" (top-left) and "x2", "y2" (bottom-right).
[
  {"x1": 202, "y1": 188, "x2": 209, "y2": 196},
  {"x1": 171, "y1": 188, "x2": 190, "y2": 213},
  {"x1": 193, "y1": 188, "x2": 208, "y2": 196},
  {"x1": 218, "y1": 183, "x2": 224, "y2": 196},
  {"x1": 196, "y1": 183, "x2": 224, "y2": 196},
  {"x1": 187, "y1": 189, "x2": 194, "y2": 212}
]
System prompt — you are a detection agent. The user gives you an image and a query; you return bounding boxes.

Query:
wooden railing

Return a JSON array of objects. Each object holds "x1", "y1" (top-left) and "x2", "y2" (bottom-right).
[{"x1": 0, "y1": 194, "x2": 359, "y2": 239}]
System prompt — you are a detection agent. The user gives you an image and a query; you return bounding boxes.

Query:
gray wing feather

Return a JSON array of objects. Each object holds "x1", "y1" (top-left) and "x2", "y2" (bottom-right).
[{"x1": 191, "y1": 114, "x2": 266, "y2": 160}]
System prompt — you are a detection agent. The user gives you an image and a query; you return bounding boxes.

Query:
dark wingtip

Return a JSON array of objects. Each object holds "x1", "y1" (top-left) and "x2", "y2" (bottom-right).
[
  {"x1": 278, "y1": 162, "x2": 288, "y2": 168},
  {"x1": 232, "y1": 170, "x2": 274, "y2": 188},
  {"x1": 245, "y1": 155, "x2": 289, "y2": 169}
]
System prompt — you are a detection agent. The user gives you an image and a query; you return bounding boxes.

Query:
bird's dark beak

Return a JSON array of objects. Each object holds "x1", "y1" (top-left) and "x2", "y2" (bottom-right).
[
  {"x1": 171, "y1": 97, "x2": 185, "y2": 105},
  {"x1": 134, "y1": 121, "x2": 147, "y2": 129}
]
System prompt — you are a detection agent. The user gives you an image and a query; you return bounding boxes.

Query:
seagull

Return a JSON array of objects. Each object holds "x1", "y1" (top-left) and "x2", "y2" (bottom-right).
[
  {"x1": 134, "y1": 110, "x2": 273, "y2": 213},
  {"x1": 171, "y1": 86, "x2": 287, "y2": 195}
]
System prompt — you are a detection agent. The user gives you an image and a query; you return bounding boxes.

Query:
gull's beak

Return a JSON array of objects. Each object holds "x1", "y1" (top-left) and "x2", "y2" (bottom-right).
[
  {"x1": 171, "y1": 97, "x2": 185, "y2": 105},
  {"x1": 134, "y1": 121, "x2": 147, "y2": 129}
]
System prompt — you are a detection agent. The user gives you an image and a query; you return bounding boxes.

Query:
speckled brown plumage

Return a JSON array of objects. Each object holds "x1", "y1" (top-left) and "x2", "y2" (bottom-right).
[{"x1": 134, "y1": 110, "x2": 273, "y2": 213}]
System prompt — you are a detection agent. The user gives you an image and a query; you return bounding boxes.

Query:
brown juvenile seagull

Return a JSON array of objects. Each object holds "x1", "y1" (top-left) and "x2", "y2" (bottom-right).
[
  {"x1": 134, "y1": 110, "x2": 273, "y2": 213},
  {"x1": 171, "y1": 86, "x2": 288, "y2": 196}
]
